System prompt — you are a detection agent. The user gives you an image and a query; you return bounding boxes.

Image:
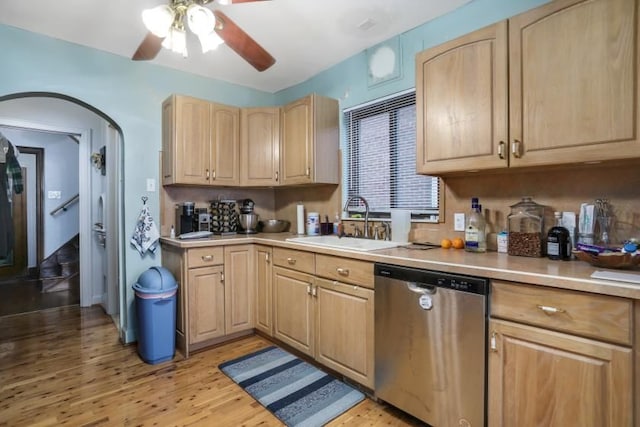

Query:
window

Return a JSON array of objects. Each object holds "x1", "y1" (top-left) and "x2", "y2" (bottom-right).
[{"x1": 343, "y1": 90, "x2": 439, "y2": 221}]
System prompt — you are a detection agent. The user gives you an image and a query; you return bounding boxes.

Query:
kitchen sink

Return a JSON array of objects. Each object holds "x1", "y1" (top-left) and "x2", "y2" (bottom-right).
[{"x1": 285, "y1": 235, "x2": 404, "y2": 251}]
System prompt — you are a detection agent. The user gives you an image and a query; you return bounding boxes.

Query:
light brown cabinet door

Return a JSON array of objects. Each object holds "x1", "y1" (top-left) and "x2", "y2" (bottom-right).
[
  {"x1": 315, "y1": 278, "x2": 374, "y2": 388},
  {"x1": 509, "y1": 0, "x2": 640, "y2": 166},
  {"x1": 273, "y1": 266, "x2": 315, "y2": 356},
  {"x1": 488, "y1": 319, "x2": 633, "y2": 427},
  {"x1": 254, "y1": 245, "x2": 273, "y2": 336},
  {"x1": 223, "y1": 245, "x2": 254, "y2": 334},
  {"x1": 211, "y1": 104, "x2": 240, "y2": 185},
  {"x1": 174, "y1": 95, "x2": 212, "y2": 185},
  {"x1": 240, "y1": 107, "x2": 280, "y2": 186},
  {"x1": 416, "y1": 21, "x2": 508, "y2": 174},
  {"x1": 188, "y1": 265, "x2": 225, "y2": 344},
  {"x1": 281, "y1": 96, "x2": 313, "y2": 185}
]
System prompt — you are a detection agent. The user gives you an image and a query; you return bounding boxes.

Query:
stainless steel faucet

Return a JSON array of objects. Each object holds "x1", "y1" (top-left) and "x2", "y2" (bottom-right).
[{"x1": 343, "y1": 195, "x2": 370, "y2": 238}]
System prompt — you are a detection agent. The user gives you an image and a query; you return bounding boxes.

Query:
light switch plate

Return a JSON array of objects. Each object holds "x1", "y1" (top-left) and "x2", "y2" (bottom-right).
[
  {"x1": 454, "y1": 213, "x2": 465, "y2": 231},
  {"x1": 146, "y1": 178, "x2": 156, "y2": 192}
]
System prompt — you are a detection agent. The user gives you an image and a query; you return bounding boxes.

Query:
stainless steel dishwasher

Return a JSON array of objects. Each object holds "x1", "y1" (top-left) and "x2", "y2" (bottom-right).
[{"x1": 374, "y1": 263, "x2": 488, "y2": 427}]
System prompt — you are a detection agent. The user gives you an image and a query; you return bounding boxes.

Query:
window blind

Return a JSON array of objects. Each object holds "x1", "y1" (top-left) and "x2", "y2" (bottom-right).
[{"x1": 343, "y1": 90, "x2": 439, "y2": 220}]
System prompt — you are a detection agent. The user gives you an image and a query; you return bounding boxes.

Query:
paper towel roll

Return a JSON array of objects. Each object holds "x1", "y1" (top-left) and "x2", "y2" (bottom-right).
[
  {"x1": 297, "y1": 204, "x2": 305, "y2": 235},
  {"x1": 391, "y1": 209, "x2": 411, "y2": 243}
]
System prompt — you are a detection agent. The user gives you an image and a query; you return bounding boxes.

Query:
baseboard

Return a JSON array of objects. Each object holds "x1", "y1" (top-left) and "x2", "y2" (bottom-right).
[
  {"x1": 120, "y1": 326, "x2": 136, "y2": 344},
  {"x1": 92, "y1": 293, "x2": 105, "y2": 306}
]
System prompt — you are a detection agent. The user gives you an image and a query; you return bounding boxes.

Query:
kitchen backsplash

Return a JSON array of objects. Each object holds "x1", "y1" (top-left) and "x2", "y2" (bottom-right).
[{"x1": 160, "y1": 162, "x2": 639, "y2": 249}]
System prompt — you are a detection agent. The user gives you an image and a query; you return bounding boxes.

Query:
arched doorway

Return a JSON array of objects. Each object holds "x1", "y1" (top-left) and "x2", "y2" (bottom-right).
[{"x1": 0, "y1": 92, "x2": 124, "y2": 325}]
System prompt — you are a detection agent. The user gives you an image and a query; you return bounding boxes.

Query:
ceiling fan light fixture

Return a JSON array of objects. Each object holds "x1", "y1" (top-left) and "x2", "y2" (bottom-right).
[
  {"x1": 142, "y1": 5, "x2": 175, "y2": 38},
  {"x1": 198, "y1": 31, "x2": 225, "y2": 53},
  {"x1": 162, "y1": 26, "x2": 189, "y2": 58},
  {"x1": 216, "y1": 0, "x2": 232, "y2": 5},
  {"x1": 186, "y1": 4, "x2": 216, "y2": 36}
]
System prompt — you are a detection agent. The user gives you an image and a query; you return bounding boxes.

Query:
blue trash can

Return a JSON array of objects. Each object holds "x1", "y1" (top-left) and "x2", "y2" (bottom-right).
[{"x1": 133, "y1": 266, "x2": 178, "y2": 364}]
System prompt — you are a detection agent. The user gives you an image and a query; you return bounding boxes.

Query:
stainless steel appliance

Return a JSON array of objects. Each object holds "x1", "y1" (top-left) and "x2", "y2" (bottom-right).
[{"x1": 374, "y1": 263, "x2": 488, "y2": 427}]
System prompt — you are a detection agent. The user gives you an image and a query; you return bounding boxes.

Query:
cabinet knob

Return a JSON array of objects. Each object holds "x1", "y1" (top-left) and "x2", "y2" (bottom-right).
[
  {"x1": 275, "y1": 171, "x2": 279, "y2": 182},
  {"x1": 336, "y1": 267, "x2": 349, "y2": 276},
  {"x1": 206, "y1": 169, "x2": 210, "y2": 180},
  {"x1": 212, "y1": 169, "x2": 216, "y2": 179},
  {"x1": 265, "y1": 253, "x2": 270, "y2": 263},
  {"x1": 201, "y1": 255, "x2": 214, "y2": 262},
  {"x1": 305, "y1": 167, "x2": 310, "y2": 177},
  {"x1": 511, "y1": 140, "x2": 522, "y2": 158},
  {"x1": 287, "y1": 257, "x2": 296, "y2": 265},
  {"x1": 490, "y1": 331, "x2": 498, "y2": 352},
  {"x1": 536, "y1": 304, "x2": 565, "y2": 315},
  {"x1": 221, "y1": 272, "x2": 225, "y2": 284}
]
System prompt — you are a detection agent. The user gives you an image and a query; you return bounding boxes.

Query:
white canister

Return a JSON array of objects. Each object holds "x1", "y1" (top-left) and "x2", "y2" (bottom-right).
[{"x1": 306, "y1": 212, "x2": 320, "y2": 235}]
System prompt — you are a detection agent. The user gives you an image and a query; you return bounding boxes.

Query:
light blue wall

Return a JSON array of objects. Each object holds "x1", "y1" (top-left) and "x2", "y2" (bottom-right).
[
  {"x1": 0, "y1": 0, "x2": 549, "y2": 341},
  {"x1": 275, "y1": 0, "x2": 551, "y2": 108}
]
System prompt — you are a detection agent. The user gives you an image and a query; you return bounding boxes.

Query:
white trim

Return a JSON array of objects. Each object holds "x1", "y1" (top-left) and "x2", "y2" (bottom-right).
[
  {"x1": 78, "y1": 130, "x2": 92, "y2": 307},
  {"x1": 342, "y1": 88, "x2": 416, "y2": 113}
]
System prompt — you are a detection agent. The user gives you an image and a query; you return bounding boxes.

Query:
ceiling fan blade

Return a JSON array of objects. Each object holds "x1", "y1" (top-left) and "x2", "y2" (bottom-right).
[
  {"x1": 132, "y1": 32, "x2": 164, "y2": 61},
  {"x1": 213, "y1": 10, "x2": 275, "y2": 72}
]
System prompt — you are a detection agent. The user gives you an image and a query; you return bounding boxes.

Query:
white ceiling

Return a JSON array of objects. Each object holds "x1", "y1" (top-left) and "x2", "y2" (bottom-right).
[{"x1": 0, "y1": 0, "x2": 471, "y2": 93}]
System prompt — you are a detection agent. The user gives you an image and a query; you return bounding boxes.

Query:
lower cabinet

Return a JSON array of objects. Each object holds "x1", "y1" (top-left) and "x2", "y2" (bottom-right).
[
  {"x1": 161, "y1": 243, "x2": 254, "y2": 357},
  {"x1": 254, "y1": 245, "x2": 273, "y2": 336},
  {"x1": 315, "y1": 278, "x2": 374, "y2": 389},
  {"x1": 273, "y1": 265, "x2": 316, "y2": 356},
  {"x1": 272, "y1": 248, "x2": 375, "y2": 389},
  {"x1": 488, "y1": 280, "x2": 634, "y2": 426}
]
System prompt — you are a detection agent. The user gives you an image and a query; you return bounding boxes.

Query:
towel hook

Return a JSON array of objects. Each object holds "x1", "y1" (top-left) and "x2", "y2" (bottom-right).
[{"x1": 141, "y1": 196, "x2": 148, "y2": 205}]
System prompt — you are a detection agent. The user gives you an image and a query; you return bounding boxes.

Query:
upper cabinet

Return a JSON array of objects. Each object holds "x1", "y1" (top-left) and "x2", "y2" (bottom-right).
[
  {"x1": 416, "y1": 21, "x2": 508, "y2": 174},
  {"x1": 162, "y1": 94, "x2": 239, "y2": 186},
  {"x1": 163, "y1": 93, "x2": 339, "y2": 187},
  {"x1": 240, "y1": 107, "x2": 280, "y2": 186},
  {"x1": 416, "y1": 0, "x2": 640, "y2": 175},
  {"x1": 280, "y1": 94, "x2": 340, "y2": 186}
]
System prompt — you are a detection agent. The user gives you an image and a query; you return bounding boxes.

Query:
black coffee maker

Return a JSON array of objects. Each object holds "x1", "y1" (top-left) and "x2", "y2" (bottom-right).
[{"x1": 178, "y1": 202, "x2": 195, "y2": 234}]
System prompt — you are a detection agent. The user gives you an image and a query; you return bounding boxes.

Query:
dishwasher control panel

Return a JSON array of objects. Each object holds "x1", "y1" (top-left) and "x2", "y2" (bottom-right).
[{"x1": 374, "y1": 263, "x2": 488, "y2": 295}]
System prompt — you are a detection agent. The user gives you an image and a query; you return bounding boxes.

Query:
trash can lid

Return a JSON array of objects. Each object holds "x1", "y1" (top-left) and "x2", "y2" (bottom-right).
[{"x1": 133, "y1": 266, "x2": 178, "y2": 294}]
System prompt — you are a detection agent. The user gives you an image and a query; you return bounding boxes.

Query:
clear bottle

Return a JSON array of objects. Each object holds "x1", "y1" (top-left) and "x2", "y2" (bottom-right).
[
  {"x1": 547, "y1": 211, "x2": 571, "y2": 260},
  {"x1": 465, "y1": 197, "x2": 486, "y2": 252}
]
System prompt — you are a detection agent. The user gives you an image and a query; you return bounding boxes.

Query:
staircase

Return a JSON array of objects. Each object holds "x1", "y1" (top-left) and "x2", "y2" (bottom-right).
[{"x1": 40, "y1": 235, "x2": 80, "y2": 293}]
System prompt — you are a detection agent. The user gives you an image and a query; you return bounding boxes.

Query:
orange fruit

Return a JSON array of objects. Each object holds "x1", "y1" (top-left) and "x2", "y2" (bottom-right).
[
  {"x1": 452, "y1": 237, "x2": 465, "y2": 249},
  {"x1": 440, "y1": 238, "x2": 452, "y2": 249}
]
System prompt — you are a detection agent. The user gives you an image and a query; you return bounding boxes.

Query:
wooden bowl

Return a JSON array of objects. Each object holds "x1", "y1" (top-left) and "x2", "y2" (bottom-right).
[{"x1": 573, "y1": 250, "x2": 640, "y2": 269}]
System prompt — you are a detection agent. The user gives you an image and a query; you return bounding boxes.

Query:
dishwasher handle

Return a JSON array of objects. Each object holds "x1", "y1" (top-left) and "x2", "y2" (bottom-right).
[{"x1": 407, "y1": 282, "x2": 436, "y2": 294}]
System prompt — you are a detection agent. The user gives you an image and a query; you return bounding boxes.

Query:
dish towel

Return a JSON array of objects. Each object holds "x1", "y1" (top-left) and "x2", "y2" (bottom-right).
[{"x1": 131, "y1": 205, "x2": 160, "y2": 255}]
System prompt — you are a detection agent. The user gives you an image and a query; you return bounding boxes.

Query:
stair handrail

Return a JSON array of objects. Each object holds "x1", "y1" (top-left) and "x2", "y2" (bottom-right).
[{"x1": 50, "y1": 194, "x2": 79, "y2": 216}]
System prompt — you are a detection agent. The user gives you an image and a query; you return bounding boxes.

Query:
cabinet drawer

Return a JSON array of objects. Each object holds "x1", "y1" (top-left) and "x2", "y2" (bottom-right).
[
  {"x1": 315, "y1": 254, "x2": 373, "y2": 288},
  {"x1": 272, "y1": 247, "x2": 315, "y2": 274},
  {"x1": 491, "y1": 280, "x2": 632, "y2": 345},
  {"x1": 187, "y1": 247, "x2": 224, "y2": 268}
]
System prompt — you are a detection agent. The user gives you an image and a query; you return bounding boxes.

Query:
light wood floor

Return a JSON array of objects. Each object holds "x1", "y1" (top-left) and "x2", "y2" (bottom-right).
[{"x1": 0, "y1": 305, "x2": 425, "y2": 426}]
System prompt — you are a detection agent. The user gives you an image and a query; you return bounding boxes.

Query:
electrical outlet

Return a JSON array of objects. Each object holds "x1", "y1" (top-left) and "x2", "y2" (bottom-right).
[
  {"x1": 47, "y1": 190, "x2": 61, "y2": 199},
  {"x1": 454, "y1": 213, "x2": 465, "y2": 231}
]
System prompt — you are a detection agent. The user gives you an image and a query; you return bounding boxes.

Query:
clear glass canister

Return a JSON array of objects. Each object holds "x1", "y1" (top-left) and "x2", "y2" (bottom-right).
[{"x1": 507, "y1": 197, "x2": 545, "y2": 257}]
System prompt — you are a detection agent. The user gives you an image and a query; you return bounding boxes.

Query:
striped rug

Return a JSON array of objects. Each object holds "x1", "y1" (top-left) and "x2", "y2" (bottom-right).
[{"x1": 219, "y1": 346, "x2": 365, "y2": 426}]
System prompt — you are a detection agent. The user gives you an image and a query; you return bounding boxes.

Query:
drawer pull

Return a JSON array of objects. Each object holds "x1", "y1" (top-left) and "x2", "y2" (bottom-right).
[
  {"x1": 490, "y1": 331, "x2": 498, "y2": 352},
  {"x1": 201, "y1": 255, "x2": 214, "y2": 262},
  {"x1": 287, "y1": 257, "x2": 296, "y2": 265},
  {"x1": 307, "y1": 284, "x2": 312, "y2": 295},
  {"x1": 537, "y1": 305, "x2": 566, "y2": 315},
  {"x1": 336, "y1": 267, "x2": 349, "y2": 276}
]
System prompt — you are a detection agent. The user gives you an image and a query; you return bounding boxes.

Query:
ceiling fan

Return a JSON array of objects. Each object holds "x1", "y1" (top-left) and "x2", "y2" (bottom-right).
[{"x1": 132, "y1": 0, "x2": 275, "y2": 72}]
